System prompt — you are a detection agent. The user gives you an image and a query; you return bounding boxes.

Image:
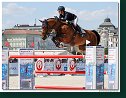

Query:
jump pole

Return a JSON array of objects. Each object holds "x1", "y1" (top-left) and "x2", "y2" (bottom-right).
[
  {"x1": 35, "y1": 71, "x2": 85, "y2": 74},
  {"x1": 9, "y1": 55, "x2": 84, "y2": 58},
  {"x1": 35, "y1": 85, "x2": 85, "y2": 90},
  {"x1": 9, "y1": 55, "x2": 107, "y2": 59}
]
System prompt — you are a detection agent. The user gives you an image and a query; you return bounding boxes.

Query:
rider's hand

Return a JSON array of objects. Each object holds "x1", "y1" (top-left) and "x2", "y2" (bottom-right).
[
  {"x1": 54, "y1": 16, "x2": 58, "y2": 19},
  {"x1": 66, "y1": 20, "x2": 70, "y2": 24}
]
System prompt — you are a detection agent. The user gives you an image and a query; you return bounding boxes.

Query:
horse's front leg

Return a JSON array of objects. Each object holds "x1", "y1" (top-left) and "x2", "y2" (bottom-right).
[{"x1": 52, "y1": 37, "x2": 61, "y2": 47}]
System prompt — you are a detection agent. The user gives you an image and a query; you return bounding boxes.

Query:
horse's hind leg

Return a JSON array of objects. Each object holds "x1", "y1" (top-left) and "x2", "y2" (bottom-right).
[
  {"x1": 79, "y1": 44, "x2": 86, "y2": 51},
  {"x1": 88, "y1": 35, "x2": 97, "y2": 46},
  {"x1": 89, "y1": 40, "x2": 97, "y2": 46}
]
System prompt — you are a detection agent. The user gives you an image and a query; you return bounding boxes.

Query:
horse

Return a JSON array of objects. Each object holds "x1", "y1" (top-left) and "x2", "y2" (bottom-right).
[{"x1": 39, "y1": 17, "x2": 100, "y2": 54}]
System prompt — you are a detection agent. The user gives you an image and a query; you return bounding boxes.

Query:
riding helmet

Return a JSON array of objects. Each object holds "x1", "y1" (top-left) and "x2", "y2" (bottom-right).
[{"x1": 57, "y1": 6, "x2": 65, "y2": 11}]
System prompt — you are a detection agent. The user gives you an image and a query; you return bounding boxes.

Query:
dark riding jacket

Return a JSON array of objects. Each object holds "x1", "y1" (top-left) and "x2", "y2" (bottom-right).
[{"x1": 59, "y1": 11, "x2": 77, "y2": 21}]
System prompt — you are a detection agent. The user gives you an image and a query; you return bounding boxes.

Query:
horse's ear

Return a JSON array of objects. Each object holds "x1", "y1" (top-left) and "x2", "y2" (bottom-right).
[{"x1": 39, "y1": 20, "x2": 43, "y2": 23}]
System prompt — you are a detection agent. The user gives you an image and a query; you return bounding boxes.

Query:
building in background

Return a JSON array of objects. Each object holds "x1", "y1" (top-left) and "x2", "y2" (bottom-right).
[
  {"x1": 13, "y1": 24, "x2": 42, "y2": 30},
  {"x1": 97, "y1": 17, "x2": 118, "y2": 48},
  {"x1": 2, "y1": 29, "x2": 42, "y2": 50},
  {"x1": 2, "y1": 24, "x2": 65, "y2": 50}
]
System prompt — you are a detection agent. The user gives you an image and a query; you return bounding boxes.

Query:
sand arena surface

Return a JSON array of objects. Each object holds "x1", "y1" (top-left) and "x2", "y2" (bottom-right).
[
  {"x1": 9, "y1": 75, "x2": 85, "y2": 89},
  {"x1": 9, "y1": 75, "x2": 108, "y2": 90}
]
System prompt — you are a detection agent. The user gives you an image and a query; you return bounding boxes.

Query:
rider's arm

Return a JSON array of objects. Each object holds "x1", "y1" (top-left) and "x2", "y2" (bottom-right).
[
  {"x1": 74, "y1": 15, "x2": 77, "y2": 19},
  {"x1": 59, "y1": 14, "x2": 62, "y2": 19},
  {"x1": 62, "y1": 13, "x2": 68, "y2": 21},
  {"x1": 59, "y1": 14, "x2": 67, "y2": 22}
]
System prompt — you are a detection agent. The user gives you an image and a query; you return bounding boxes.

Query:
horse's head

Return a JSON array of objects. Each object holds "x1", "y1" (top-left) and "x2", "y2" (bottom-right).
[
  {"x1": 39, "y1": 17, "x2": 59, "y2": 40},
  {"x1": 39, "y1": 19, "x2": 49, "y2": 40}
]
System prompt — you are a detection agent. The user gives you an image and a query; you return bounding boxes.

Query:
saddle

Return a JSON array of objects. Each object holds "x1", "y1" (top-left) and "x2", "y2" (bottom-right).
[{"x1": 58, "y1": 18, "x2": 86, "y2": 37}]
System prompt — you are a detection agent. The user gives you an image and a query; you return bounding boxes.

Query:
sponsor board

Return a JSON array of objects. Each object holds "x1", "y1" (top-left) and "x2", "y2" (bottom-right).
[
  {"x1": 2, "y1": 47, "x2": 9, "y2": 90},
  {"x1": 19, "y1": 48, "x2": 34, "y2": 89},
  {"x1": 85, "y1": 46, "x2": 104, "y2": 89},
  {"x1": 108, "y1": 47, "x2": 118, "y2": 89}
]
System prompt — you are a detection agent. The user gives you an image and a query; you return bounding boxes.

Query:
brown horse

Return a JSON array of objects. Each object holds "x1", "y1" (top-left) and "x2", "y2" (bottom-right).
[{"x1": 39, "y1": 18, "x2": 100, "y2": 53}]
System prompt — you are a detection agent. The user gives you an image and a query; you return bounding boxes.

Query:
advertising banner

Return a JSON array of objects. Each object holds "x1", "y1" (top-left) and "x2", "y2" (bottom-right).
[
  {"x1": 2, "y1": 47, "x2": 9, "y2": 90},
  {"x1": 19, "y1": 48, "x2": 34, "y2": 89},
  {"x1": 108, "y1": 47, "x2": 118, "y2": 89},
  {"x1": 85, "y1": 46, "x2": 104, "y2": 89}
]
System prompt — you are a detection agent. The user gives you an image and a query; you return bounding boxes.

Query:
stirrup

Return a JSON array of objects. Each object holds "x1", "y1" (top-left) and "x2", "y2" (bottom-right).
[
  {"x1": 77, "y1": 31, "x2": 85, "y2": 37},
  {"x1": 81, "y1": 34, "x2": 85, "y2": 37}
]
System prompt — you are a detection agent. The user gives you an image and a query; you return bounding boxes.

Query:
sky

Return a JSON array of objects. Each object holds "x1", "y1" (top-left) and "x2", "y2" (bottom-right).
[{"x1": 2, "y1": 2, "x2": 119, "y2": 30}]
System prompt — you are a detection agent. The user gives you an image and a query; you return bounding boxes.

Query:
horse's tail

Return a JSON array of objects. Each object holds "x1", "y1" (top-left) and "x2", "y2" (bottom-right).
[{"x1": 91, "y1": 30, "x2": 100, "y2": 45}]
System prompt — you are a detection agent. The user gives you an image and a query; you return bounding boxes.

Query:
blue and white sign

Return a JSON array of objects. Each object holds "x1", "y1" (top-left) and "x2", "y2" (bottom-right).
[
  {"x1": 85, "y1": 46, "x2": 96, "y2": 89},
  {"x1": 85, "y1": 46, "x2": 104, "y2": 89},
  {"x1": 2, "y1": 47, "x2": 9, "y2": 90},
  {"x1": 19, "y1": 48, "x2": 34, "y2": 89},
  {"x1": 108, "y1": 47, "x2": 118, "y2": 89},
  {"x1": 9, "y1": 62, "x2": 18, "y2": 76},
  {"x1": 96, "y1": 46, "x2": 104, "y2": 89},
  {"x1": 76, "y1": 60, "x2": 85, "y2": 72}
]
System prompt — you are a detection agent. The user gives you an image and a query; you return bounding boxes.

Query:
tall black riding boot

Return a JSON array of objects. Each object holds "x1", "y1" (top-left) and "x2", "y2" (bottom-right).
[{"x1": 76, "y1": 25, "x2": 86, "y2": 37}]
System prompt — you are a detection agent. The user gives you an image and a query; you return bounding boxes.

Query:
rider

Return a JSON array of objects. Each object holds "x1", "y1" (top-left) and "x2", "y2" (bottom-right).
[{"x1": 57, "y1": 6, "x2": 85, "y2": 37}]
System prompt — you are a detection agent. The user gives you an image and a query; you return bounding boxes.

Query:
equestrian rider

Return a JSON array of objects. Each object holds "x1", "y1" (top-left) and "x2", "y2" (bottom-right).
[{"x1": 57, "y1": 6, "x2": 85, "y2": 37}]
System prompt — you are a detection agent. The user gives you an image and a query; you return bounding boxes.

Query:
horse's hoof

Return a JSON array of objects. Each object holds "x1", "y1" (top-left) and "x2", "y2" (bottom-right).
[
  {"x1": 59, "y1": 45, "x2": 63, "y2": 48},
  {"x1": 59, "y1": 43, "x2": 64, "y2": 48},
  {"x1": 56, "y1": 44, "x2": 60, "y2": 48},
  {"x1": 87, "y1": 44, "x2": 90, "y2": 46}
]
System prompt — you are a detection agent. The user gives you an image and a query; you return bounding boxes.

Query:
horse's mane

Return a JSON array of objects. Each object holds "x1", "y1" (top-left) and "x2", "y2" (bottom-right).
[
  {"x1": 46, "y1": 18, "x2": 67, "y2": 24},
  {"x1": 46, "y1": 18, "x2": 55, "y2": 20}
]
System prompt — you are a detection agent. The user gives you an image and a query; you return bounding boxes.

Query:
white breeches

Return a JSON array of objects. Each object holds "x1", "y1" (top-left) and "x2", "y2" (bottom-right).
[{"x1": 73, "y1": 17, "x2": 78, "y2": 26}]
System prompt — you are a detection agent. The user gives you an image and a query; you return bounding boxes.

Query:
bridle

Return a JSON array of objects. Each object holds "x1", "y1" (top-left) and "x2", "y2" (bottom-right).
[{"x1": 42, "y1": 19, "x2": 57, "y2": 37}]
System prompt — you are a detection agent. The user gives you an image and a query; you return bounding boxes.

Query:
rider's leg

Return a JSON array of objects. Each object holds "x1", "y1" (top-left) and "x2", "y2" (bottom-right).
[
  {"x1": 73, "y1": 17, "x2": 78, "y2": 26},
  {"x1": 76, "y1": 25, "x2": 82, "y2": 33},
  {"x1": 73, "y1": 18, "x2": 86, "y2": 37},
  {"x1": 72, "y1": 18, "x2": 80, "y2": 32}
]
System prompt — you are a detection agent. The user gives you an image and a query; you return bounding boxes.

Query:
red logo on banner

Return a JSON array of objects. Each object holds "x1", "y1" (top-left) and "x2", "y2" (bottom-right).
[
  {"x1": 55, "y1": 60, "x2": 61, "y2": 70},
  {"x1": 47, "y1": 69, "x2": 51, "y2": 75},
  {"x1": 36, "y1": 60, "x2": 43, "y2": 71},
  {"x1": 69, "y1": 60, "x2": 76, "y2": 71}
]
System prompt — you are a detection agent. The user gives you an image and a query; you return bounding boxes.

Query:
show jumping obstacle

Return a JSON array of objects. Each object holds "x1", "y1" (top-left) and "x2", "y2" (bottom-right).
[
  {"x1": 9, "y1": 54, "x2": 107, "y2": 90},
  {"x1": 3, "y1": 46, "x2": 118, "y2": 90},
  {"x1": 9, "y1": 54, "x2": 86, "y2": 90},
  {"x1": 6, "y1": 46, "x2": 117, "y2": 90}
]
